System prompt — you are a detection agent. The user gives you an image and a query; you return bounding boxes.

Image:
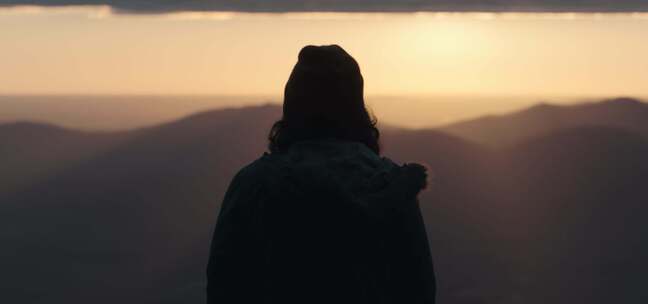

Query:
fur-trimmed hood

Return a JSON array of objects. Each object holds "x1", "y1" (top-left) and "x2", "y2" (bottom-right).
[{"x1": 257, "y1": 138, "x2": 427, "y2": 216}]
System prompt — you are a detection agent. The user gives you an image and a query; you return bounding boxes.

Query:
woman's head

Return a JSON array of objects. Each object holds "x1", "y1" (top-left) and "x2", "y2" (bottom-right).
[{"x1": 268, "y1": 45, "x2": 380, "y2": 154}]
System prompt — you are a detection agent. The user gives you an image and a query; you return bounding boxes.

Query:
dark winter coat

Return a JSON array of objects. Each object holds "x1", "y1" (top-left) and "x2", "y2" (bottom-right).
[{"x1": 207, "y1": 139, "x2": 436, "y2": 304}]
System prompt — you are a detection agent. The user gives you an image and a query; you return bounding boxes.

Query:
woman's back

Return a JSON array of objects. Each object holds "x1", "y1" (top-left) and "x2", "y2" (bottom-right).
[{"x1": 207, "y1": 139, "x2": 435, "y2": 303}]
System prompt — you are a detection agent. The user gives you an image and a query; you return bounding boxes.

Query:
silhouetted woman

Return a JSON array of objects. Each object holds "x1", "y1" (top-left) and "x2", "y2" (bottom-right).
[{"x1": 207, "y1": 45, "x2": 436, "y2": 304}]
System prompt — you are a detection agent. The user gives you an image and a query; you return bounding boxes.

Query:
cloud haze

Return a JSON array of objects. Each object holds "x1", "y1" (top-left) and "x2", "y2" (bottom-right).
[{"x1": 2, "y1": 0, "x2": 648, "y2": 13}]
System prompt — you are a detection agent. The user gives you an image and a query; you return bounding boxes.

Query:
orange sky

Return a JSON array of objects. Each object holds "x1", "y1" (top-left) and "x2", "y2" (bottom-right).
[{"x1": 1, "y1": 7, "x2": 648, "y2": 98}]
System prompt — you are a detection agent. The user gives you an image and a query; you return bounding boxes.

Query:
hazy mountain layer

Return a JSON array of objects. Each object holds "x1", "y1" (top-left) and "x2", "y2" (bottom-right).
[
  {"x1": 443, "y1": 97, "x2": 648, "y2": 147},
  {"x1": 2, "y1": 99, "x2": 648, "y2": 304}
]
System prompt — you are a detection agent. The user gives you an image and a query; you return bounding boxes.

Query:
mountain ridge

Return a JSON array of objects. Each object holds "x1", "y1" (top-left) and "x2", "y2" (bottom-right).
[
  {"x1": 3, "y1": 97, "x2": 648, "y2": 304},
  {"x1": 441, "y1": 97, "x2": 648, "y2": 147}
]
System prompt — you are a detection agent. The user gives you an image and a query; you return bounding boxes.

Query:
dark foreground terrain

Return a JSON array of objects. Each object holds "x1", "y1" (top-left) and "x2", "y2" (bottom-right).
[{"x1": 2, "y1": 97, "x2": 648, "y2": 304}]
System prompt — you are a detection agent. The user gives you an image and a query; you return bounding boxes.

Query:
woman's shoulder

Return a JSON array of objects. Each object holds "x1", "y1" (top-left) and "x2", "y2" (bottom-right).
[
  {"x1": 220, "y1": 153, "x2": 284, "y2": 212},
  {"x1": 230, "y1": 152, "x2": 287, "y2": 187}
]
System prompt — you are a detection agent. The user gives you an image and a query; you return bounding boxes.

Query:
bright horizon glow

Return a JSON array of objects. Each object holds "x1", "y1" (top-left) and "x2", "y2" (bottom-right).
[{"x1": 2, "y1": 7, "x2": 648, "y2": 97}]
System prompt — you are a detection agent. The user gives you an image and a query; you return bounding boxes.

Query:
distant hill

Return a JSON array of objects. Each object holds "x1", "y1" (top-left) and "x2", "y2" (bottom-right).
[
  {"x1": 498, "y1": 126, "x2": 648, "y2": 304},
  {"x1": 441, "y1": 97, "x2": 648, "y2": 147},
  {"x1": 0, "y1": 104, "x2": 282, "y2": 304},
  {"x1": 0, "y1": 122, "x2": 134, "y2": 196},
  {"x1": 2, "y1": 99, "x2": 648, "y2": 304}
]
